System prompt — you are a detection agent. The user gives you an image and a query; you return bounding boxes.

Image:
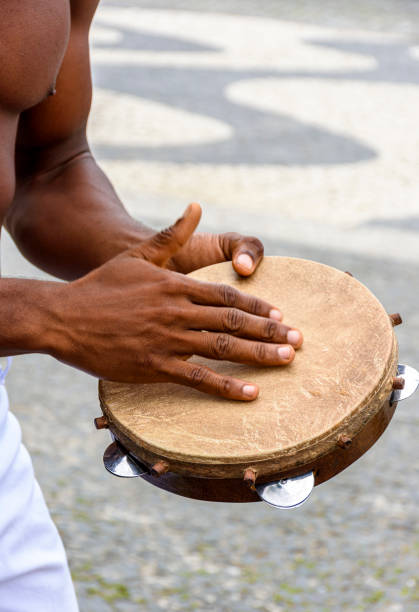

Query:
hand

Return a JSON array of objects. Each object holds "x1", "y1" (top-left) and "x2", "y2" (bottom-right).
[
  {"x1": 53, "y1": 204, "x2": 303, "y2": 400},
  {"x1": 168, "y1": 206, "x2": 264, "y2": 277}
]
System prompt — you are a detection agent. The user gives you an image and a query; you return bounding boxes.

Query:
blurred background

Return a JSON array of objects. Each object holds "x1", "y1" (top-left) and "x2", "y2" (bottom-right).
[{"x1": 2, "y1": 1, "x2": 419, "y2": 610}]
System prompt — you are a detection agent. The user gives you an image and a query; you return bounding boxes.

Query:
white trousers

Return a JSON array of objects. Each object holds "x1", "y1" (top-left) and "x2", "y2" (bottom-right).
[{"x1": 0, "y1": 361, "x2": 79, "y2": 612}]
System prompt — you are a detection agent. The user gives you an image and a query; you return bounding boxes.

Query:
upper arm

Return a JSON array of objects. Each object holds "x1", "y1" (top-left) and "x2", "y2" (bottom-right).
[{"x1": 15, "y1": 0, "x2": 100, "y2": 178}]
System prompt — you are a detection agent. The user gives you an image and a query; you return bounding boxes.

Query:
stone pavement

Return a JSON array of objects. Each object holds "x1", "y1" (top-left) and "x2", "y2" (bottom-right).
[{"x1": 2, "y1": 1, "x2": 419, "y2": 610}]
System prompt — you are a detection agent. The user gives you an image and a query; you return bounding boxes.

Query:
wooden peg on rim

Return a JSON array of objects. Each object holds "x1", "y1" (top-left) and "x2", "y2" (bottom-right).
[
  {"x1": 389, "y1": 313, "x2": 402, "y2": 327},
  {"x1": 151, "y1": 461, "x2": 169, "y2": 477},
  {"x1": 392, "y1": 377, "x2": 405, "y2": 390},
  {"x1": 243, "y1": 468, "x2": 257, "y2": 489},
  {"x1": 337, "y1": 434, "x2": 352, "y2": 449},
  {"x1": 94, "y1": 416, "x2": 109, "y2": 430}
]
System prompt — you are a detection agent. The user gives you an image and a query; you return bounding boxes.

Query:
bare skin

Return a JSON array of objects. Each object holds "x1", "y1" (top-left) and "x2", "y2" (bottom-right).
[{"x1": 0, "y1": 0, "x2": 303, "y2": 400}]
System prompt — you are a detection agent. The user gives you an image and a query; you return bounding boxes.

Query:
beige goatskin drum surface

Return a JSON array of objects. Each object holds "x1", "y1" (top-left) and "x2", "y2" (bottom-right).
[{"x1": 99, "y1": 257, "x2": 397, "y2": 475}]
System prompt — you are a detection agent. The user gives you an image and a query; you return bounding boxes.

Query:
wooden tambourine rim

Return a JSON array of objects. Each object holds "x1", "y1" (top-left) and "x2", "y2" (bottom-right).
[
  {"x1": 99, "y1": 256, "x2": 398, "y2": 481},
  {"x1": 133, "y1": 395, "x2": 398, "y2": 502},
  {"x1": 100, "y1": 349, "x2": 397, "y2": 480}
]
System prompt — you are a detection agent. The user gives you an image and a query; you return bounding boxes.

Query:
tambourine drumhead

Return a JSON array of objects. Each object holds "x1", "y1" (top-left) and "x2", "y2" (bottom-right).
[{"x1": 99, "y1": 257, "x2": 397, "y2": 484}]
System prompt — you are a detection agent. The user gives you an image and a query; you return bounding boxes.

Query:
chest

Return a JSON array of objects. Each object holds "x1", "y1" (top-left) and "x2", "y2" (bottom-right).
[{"x1": 0, "y1": 0, "x2": 71, "y2": 112}]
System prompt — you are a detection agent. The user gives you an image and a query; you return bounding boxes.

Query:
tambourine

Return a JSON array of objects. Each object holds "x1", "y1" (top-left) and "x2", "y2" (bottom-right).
[{"x1": 96, "y1": 257, "x2": 419, "y2": 509}]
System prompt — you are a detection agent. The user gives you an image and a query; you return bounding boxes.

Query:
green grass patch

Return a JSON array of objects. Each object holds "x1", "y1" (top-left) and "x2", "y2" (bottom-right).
[{"x1": 364, "y1": 590, "x2": 384, "y2": 604}]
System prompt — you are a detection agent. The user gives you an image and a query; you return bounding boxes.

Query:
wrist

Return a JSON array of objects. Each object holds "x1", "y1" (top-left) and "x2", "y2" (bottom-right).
[
  {"x1": 0, "y1": 278, "x2": 66, "y2": 356},
  {"x1": 102, "y1": 221, "x2": 156, "y2": 259}
]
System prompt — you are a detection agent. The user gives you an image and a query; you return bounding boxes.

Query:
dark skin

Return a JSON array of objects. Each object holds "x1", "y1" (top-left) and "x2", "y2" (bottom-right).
[{"x1": 0, "y1": 0, "x2": 303, "y2": 401}]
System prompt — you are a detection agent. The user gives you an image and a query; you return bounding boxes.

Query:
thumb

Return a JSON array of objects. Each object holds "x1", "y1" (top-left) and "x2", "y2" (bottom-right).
[{"x1": 131, "y1": 202, "x2": 202, "y2": 267}]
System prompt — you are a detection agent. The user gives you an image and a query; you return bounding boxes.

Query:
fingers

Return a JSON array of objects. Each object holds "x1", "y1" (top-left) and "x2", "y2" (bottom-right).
[
  {"x1": 160, "y1": 359, "x2": 259, "y2": 401},
  {"x1": 186, "y1": 278, "x2": 286, "y2": 326},
  {"x1": 184, "y1": 331, "x2": 295, "y2": 366},
  {"x1": 185, "y1": 306, "x2": 302, "y2": 348},
  {"x1": 131, "y1": 203, "x2": 202, "y2": 266},
  {"x1": 219, "y1": 232, "x2": 264, "y2": 277}
]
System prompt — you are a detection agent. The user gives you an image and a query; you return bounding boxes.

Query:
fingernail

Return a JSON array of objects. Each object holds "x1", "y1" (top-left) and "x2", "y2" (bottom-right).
[
  {"x1": 242, "y1": 384, "x2": 258, "y2": 398},
  {"x1": 237, "y1": 253, "x2": 253, "y2": 272},
  {"x1": 278, "y1": 346, "x2": 291, "y2": 360},
  {"x1": 269, "y1": 309, "x2": 282, "y2": 321},
  {"x1": 287, "y1": 330, "x2": 301, "y2": 346}
]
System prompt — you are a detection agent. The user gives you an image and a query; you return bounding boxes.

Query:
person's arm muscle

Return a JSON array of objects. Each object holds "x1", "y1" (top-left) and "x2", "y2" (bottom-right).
[{"x1": 7, "y1": 5, "x2": 152, "y2": 280}]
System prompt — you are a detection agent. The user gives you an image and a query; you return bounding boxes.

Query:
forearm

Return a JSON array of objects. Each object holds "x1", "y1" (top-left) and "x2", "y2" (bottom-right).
[
  {"x1": 0, "y1": 278, "x2": 62, "y2": 356},
  {"x1": 7, "y1": 151, "x2": 155, "y2": 280},
  {"x1": 0, "y1": 209, "x2": 300, "y2": 400}
]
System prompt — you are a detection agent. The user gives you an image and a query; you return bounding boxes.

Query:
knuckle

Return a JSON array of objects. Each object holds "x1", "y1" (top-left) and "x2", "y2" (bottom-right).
[
  {"x1": 140, "y1": 353, "x2": 156, "y2": 370},
  {"x1": 157, "y1": 359, "x2": 177, "y2": 377},
  {"x1": 278, "y1": 323, "x2": 290, "y2": 338},
  {"x1": 220, "y1": 232, "x2": 241, "y2": 257},
  {"x1": 161, "y1": 305, "x2": 187, "y2": 325},
  {"x1": 164, "y1": 273, "x2": 184, "y2": 295},
  {"x1": 153, "y1": 227, "x2": 174, "y2": 247},
  {"x1": 224, "y1": 308, "x2": 245, "y2": 332},
  {"x1": 248, "y1": 297, "x2": 262, "y2": 315},
  {"x1": 246, "y1": 236, "x2": 264, "y2": 256},
  {"x1": 161, "y1": 306, "x2": 178, "y2": 323},
  {"x1": 254, "y1": 343, "x2": 267, "y2": 362},
  {"x1": 263, "y1": 320, "x2": 277, "y2": 340},
  {"x1": 135, "y1": 246, "x2": 154, "y2": 263},
  {"x1": 217, "y1": 377, "x2": 232, "y2": 396},
  {"x1": 188, "y1": 366, "x2": 206, "y2": 387},
  {"x1": 213, "y1": 334, "x2": 232, "y2": 359},
  {"x1": 219, "y1": 284, "x2": 238, "y2": 307},
  {"x1": 223, "y1": 231, "x2": 241, "y2": 242}
]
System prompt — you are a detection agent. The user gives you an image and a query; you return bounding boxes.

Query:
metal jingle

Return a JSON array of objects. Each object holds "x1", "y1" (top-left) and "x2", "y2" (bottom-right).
[
  {"x1": 391, "y1": 364, "x2": 419, "y2": 403},
  {"x1": 103, "y1": 441, "x2": 148, "y2": 478},
  {"x1": 256, "y1": 471, "x2": 314, "y2": 509}
]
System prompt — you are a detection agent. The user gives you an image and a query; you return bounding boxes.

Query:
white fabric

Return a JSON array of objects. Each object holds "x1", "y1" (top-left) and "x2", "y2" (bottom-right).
[{"x1": 0, "y1": 366, "x2": 79, "y2": 612}]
